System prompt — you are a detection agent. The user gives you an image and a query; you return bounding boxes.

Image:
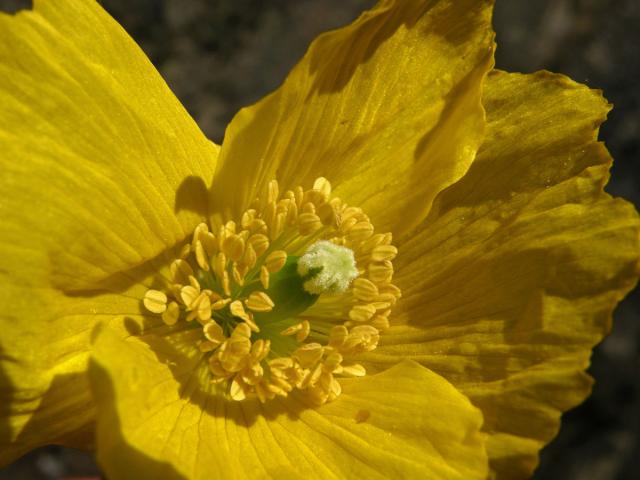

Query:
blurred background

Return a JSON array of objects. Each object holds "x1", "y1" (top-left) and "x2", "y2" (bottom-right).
[{"x1": 0, "y1": 0, "x2": 638, "y2": 478}]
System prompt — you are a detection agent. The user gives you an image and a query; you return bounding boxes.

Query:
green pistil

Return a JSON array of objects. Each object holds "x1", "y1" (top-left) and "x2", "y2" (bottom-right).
[
  {"x1": 253, "y1": 256, "x2": 319, "y2": 326},
  {"x1": 198, "y1": 242, "x2": 359, "y2": 353}
]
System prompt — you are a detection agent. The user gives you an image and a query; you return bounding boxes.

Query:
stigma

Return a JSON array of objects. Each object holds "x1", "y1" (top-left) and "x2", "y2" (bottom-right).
[
  {"x1": 298, "y1": 241, "x2": 359, "y2": 294},
  {"x1": 142, "y1": 177, "x2": 400, "y2": 405}
]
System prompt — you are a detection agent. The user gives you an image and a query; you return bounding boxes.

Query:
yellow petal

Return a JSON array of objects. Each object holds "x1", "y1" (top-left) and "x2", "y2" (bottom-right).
[
  {"x1": 90, "y1": 326, "x2": 488, "y2": 479},
  {"x1": 0, "y1": 3, "x2": 218, "y2": 453},
  {"x1": 0, "y1": 0, "x2": 219, "y2": 291},
  {"x1": 362, "y1": 71, "x2": 640, "y2": 478},
  {"x1": 0, "y1": 252, "x2": 176, "y2": 466},
  {"x1": 209, "y1": 0, "x2": 495, "y2": 236},
  {"x1": 0, "y1": 331, "x2": 95, "y2": 466}
]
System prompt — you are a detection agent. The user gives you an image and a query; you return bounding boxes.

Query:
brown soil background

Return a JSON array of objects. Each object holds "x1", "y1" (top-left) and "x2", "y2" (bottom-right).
[{"x1": 1, "y1": 0, "x2": 638, "y2": 478}]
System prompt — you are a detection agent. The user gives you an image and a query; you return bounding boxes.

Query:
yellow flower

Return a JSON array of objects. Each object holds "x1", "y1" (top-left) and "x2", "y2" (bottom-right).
[{"x1": 0, "y1": 0, "x2": 638, "y2": 479}]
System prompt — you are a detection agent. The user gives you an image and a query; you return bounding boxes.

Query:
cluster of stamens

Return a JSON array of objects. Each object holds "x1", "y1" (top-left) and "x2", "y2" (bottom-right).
[{"x1": 143, "y1": 177, "x2": 400, "y2": 405}]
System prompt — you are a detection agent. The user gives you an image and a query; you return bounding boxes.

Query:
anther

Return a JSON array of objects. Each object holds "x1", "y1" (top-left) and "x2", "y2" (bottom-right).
[
  {"x1": 280, "y1": 320, "x2": 310, "y2": 342},
  {"x1": 260, "y1": 265, "x2": 270, "y2": 289},
  {"x1": 170, "y1": 259, "x2": 193, "y2": 284},
  {"x1": 245, "y1": 291, "x2": 275, "y2": 313},
  {"x1": 297, "y1": 212, "x2": 322, "y2": 235},
  {"x1": 143, "y1": 289, "x2": 167, "y2": 313},
  {"x1": 162, "y1": 301, "x2": 180, "y2": 325},
  {"x1": 265, "y1": 250, "x2": 287, "y2": 273}
]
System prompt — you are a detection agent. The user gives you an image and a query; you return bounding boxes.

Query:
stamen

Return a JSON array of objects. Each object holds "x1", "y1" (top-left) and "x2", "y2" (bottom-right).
[
  {"x1": 141, "y1": 176, "x2": 400, "y2": 406},
  {"x1": 294, "y1": 343, "x2": 324, "y2": 368},
  {"x1": 249, "y1": 234, "x2": 270, "y2": 256},
  {"x1": 265, "y1": 250, "x2": 287, "y2": 273},
  {"x1": 352, "y1": 277, "x2": 379, "y2": 301},
  {"x1": 348, "y1": 304, "x2": 377, "y2": 323},
  {"x1": 260, "y1": 265, "x2": 270, "y2": 289},
  {"x1": 143, "y1": 290, "x2": 167, "y2": 313},
  {"x1": 342, "y1": 364, "x2": 366, "y2": 377},
  {"x1": 298, "y1": 212, "x2": 323, "y2": 235},
  {"x1": 230, "y1": 301, "x2": 259, "y2": 332},
  {"x1": 162, "y1": 301, "x2": 180, "y2": 325},
  {"x1": 203, "y1": 321, "x2": 225, "y2": 343},
  {"x1": 371, "y1": 244, "x2": 398, "y2": 262},
  {"x1": 170, "y1": 259, "x2": 193, "y2": 284},
  {"x1": 245, "y1": 291, "x2": 275, "y2": 313},
  {"x1": 281, "y1": 320, "x2": 311, "y2": 342}
]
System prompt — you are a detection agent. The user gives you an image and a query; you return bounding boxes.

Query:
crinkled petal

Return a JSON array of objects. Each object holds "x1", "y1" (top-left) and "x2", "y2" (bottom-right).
[
  {"x1": 90, "y1": 327, "x2": 488, "y2": 480},
  {"x1": 0, "y1": 0, "x2": 218, "y2": 462},
  {"x1": 361, "y1": 71, "x2": 640, "y2": 478},
  {"x1": 0, "y1": 0, "x2": 219, "y2": 291},
  {"x1": 210, "y1": 0, "x2": 494, "y2": 236},
  {"x1": 0, "y1": 253, "x2": 177, "y2": 466}
]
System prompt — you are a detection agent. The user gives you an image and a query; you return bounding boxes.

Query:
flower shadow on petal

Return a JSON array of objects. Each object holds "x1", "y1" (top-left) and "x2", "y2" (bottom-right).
[
  {"x1": 0, "y1": 233, "x2": 202, "y2": 466},
  {"x1": 173, "y1": 175, "x2": 210, "y2": 218},
  {"x1": 209, "y1": 0, "x2": 494, "y2": 237},
  {"x1": 46, "y1": 171, "x2": 211, "y2": 294},
  {"x1": 45, "y1": 171, "x2": 213, "y2": 293},
  {"x1": 0, "y1": 347, "x2": 95, "y2": 466},
  {"x1": 307, "y1": 1, "x2": 477, "y2": 95},
  {"x1": 89, "y1": 359, "x2": 187, "y2": 480},
  {"x1": 120, "y1": 317, "x2": 311, "y2": 428},
  {"x1": 306, "y1": 2, "x2": 413, "y2": 95},
  {"x1": 0, "y1": 345, "x2": 25, "y2": 465}
]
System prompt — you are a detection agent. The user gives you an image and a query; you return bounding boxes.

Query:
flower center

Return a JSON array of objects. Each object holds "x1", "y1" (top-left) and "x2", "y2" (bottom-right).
[{"x1": 143, "y1": 177, "x2": 400, "y2": 405}]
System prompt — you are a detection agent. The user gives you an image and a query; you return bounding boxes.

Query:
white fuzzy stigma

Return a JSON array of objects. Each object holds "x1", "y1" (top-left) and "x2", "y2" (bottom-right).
[{"x1": 297, "y1": 241, "x2": 359, "y2": 295}]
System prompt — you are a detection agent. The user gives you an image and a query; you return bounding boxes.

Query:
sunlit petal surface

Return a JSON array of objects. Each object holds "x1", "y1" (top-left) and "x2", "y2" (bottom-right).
[{"x1": 364, "y1": 70, "x2": 640, "y2": 477}]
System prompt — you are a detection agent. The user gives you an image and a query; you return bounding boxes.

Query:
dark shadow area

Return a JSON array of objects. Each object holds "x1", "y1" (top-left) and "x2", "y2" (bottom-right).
[
  {"x1": 0, "y1": 345, "x2": 19, "y2": 464},
  {"x1": 0, "y1": 0, "x2": 30, "y2": 14},
  {"x1": 57, "y1": 175, "x2": 210, "y2": 301},
  {"x1": 89, "y1": 360, "x2": 186, "y2": 480},
  {"x1": 174, "y1": 174, "x2": 210, "y2": 217},
  {"x1": 305, "y1": 1, "x2": 407, "y2": 94},
  {"x1": 306, "y1": 0, "x2": 487, "y2": 95},
  {"x1": 12, "y1": 373, "x2": 95, "y2": 452},
  {"x1": 0, "y1": 352, "x2": 97, "y2": 477},
  {"x1": 62, "y1": 236, "x2": 183, "y2": 310},
  {"x1": 0, "y1": 214, "x2": 196, "y2": 477}
]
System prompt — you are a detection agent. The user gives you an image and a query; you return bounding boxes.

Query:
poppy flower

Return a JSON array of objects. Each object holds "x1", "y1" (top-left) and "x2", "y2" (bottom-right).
[{"x1": 1, "y1": 0, "x2": 638, "y2": 478}]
